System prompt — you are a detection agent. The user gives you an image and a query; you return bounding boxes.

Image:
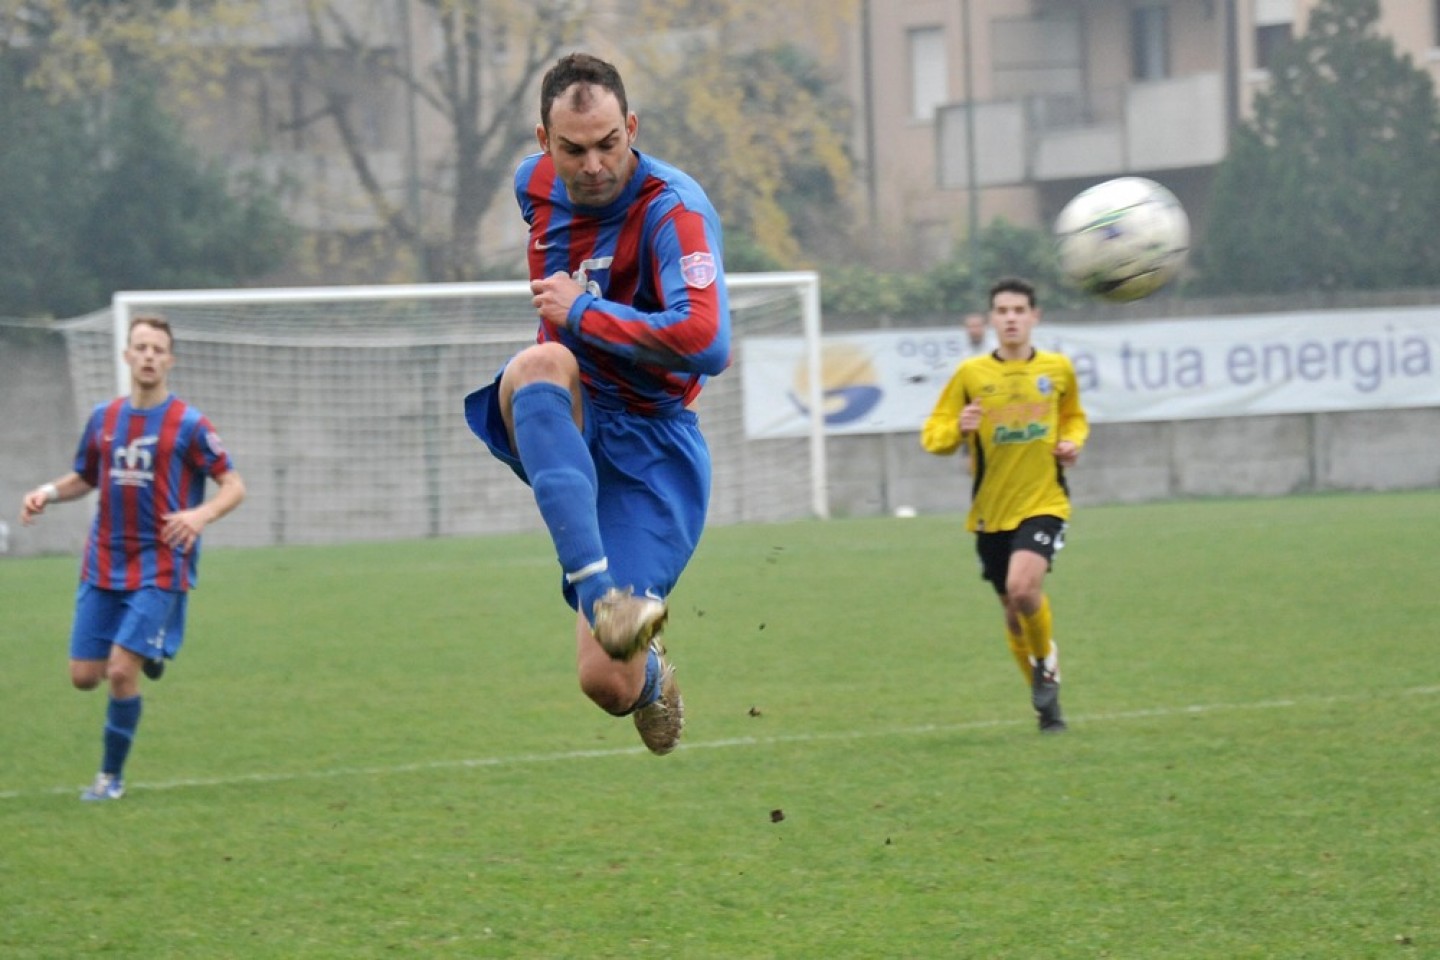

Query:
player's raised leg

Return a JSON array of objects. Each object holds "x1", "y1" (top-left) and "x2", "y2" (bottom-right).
[{"x1": 497, "y1": 344, "x2": 664, "y2": 660}]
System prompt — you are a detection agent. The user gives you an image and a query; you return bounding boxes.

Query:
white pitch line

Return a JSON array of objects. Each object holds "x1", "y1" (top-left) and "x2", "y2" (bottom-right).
[{"x1": 4, "y1": 685, "x2": 1437, "y2": 802}]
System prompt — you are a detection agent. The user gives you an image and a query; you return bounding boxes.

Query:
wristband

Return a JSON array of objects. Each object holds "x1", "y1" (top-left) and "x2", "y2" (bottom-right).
[{"x1": 40, "y1": 483, "x2": 59, "y2": 503}]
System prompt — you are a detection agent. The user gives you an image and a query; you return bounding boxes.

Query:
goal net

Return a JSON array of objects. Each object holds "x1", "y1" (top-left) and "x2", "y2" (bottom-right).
[{"x1": 57, "y1": 274, "x2": 826, "y2": 548}]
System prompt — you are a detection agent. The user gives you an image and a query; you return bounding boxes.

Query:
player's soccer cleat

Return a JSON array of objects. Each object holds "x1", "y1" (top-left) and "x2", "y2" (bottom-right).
[
  {"x1": 142, "y1": 658, "x2": 165, "y2": 681},
  {"x1": 1038, "y1": 711, "x2": 1068, "y2": 734},
  {"x1": 80, "y1": 772, "x2": 125, "y2": 802},
  {"x1": 591, "y1": 587, "x2": 668, "y2": 661},
  {"x1": 1032, "y1": 644, "x2": 1066, "y2": 733},
  {"x1": 632, "y1": 641, "x2": 684, "y2": 755}
]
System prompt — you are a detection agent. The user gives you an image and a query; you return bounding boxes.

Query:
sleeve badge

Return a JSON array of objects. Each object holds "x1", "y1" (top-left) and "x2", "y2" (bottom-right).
[{"x1": 680, "y1": 252, "x2": 718, "y2": 289}]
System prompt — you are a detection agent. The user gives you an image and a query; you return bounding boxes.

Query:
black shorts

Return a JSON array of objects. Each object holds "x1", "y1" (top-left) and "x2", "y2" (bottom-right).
[{"x1": 974, "y1": 515, "x2": 1067, "y2": 595}]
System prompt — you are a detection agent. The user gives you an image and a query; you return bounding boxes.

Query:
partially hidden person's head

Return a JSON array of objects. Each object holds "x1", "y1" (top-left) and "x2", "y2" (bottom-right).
[
  {"x1": 963, "y1": 312, "x2": 987, "y2": 346},
  {"x1": 537, "y1": 52, "x2": 638, "y2": 208}
]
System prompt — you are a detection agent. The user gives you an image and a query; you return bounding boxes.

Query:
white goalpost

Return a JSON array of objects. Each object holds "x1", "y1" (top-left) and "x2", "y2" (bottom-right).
[{"x1": 60, "y1": 273, "x2": 827, "y2": 548}]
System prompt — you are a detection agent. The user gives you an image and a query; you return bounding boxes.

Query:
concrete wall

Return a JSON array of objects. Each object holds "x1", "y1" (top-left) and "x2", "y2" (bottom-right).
[
  {"x1": 0, "y1": 327, "x2": 93, "y2": 557},
  {"x1": 830, "y1": 408, "x2": 1440, "y2": 519},
  {"x1": 3, "y1": 322, "x2": 1436, "y2": 559}
]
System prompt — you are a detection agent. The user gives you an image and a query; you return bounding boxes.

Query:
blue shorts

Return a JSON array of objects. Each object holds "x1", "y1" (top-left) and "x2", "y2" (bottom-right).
[
  {"x1": 70, "y1": 583, "x2": 188, "y2": 662},
  {"x1": 464, "y1": 375, "x2": 711, "y2": 610}
]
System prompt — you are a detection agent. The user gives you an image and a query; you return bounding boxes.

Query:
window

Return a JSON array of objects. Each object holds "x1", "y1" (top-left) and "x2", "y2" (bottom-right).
[
  {"x1": 1254, "y1": 23, "x2": 1292, "y2": 71},
  {"x1": 909, "y1": 26, "x2": 948, "y2": 123},
  {"x1": 1254, "y1": 0, "x2": 1295, "y2": 71},
  {"x1": 1131, "y1": 6, "x2": 1170, "y2": 81}
]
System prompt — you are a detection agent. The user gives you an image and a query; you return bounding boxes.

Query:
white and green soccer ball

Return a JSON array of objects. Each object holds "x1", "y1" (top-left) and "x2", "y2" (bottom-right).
[{"x1": 1054, "y1": 176, "x2": 1190, "y2": 303}]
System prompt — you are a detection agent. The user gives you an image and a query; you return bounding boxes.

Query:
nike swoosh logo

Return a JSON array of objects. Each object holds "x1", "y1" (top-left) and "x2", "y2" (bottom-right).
[{"x1": 534, "y1": 238, "x2": 556, "y2": 251}]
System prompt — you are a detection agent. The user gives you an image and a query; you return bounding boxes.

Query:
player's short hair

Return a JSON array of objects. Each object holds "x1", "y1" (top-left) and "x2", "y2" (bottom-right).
[
  {"x1": 129, "y1": 314, "x2": 174, "y2": 349},
  {"x1": 989, "y1": 277, "x2": 1037, "y2": 308},
  {"x1": 540, "y1": 52, "x2": 629, "y2": 131}
]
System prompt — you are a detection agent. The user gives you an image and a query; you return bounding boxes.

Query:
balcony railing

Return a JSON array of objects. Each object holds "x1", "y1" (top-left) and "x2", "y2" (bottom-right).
[{"x1": 938, "y1": 71, "x2": 1228, "y2": 188}]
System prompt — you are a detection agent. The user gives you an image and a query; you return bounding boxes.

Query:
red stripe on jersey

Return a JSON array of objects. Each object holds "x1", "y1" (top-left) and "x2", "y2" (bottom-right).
[
  {"x1": 121, "y1": 411, "x2": 148, "y2": 591},
  {"x1": 567, "y1": 214, "x2": 600, "y2": 277},
  {"x1": 606, "y1": 176, "x2": 662, "y2": 304},
  {"x1": 153, "y1": 400, "x2": 188, "y2": 589},
  {"x1": 525, "y1": 161, "x2": 557, "y2": 279},
  {"x1": 89, "y1": 400, "x2": 126, "y2": 587}
]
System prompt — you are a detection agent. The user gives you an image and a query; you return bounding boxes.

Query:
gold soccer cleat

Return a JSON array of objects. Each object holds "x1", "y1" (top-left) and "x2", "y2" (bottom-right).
[
  {"x1": 591, "y1": 587, "x2": 668, "y2": 661},
  {"x1": 632, "y1": 641, "x2": 684, "y2": 755}
]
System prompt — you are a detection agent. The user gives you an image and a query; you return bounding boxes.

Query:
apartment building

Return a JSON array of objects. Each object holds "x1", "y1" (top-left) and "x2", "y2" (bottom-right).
[
  {"x1": 843, "y1": 0, "x2": 1440, "y2": 268},
  {"x1": 175, "y1": 1, "x2": 1439, "y2": 279}
]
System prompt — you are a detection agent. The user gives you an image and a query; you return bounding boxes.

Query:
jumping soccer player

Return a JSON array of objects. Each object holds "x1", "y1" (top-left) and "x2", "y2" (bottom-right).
[
  {"x1": 464, "y1": 52, "x2": 730, "y2": 755},
  {"x1": 20, "y1": 314, "x2": 246, "y2": 800}
]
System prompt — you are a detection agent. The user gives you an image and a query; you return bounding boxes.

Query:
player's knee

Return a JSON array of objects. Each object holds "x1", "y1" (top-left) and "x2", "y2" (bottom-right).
[
  {"x1": 104, "y1": 659, "x2": 141, "y2": 694},
  {"x1": 1006, "y1": 582, "x2": 1044, "y2": 614},
  {"x1": 69, "y1": 666, "x2": 103, "y2": 690},
  {"x1": 507, "y1": 342, "x2": 579, "y2": 387}
]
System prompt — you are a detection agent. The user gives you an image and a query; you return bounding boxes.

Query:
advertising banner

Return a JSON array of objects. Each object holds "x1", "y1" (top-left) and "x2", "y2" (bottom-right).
[{"x1": 741, "y1": 306, "x2": 1440, "y2": 438}]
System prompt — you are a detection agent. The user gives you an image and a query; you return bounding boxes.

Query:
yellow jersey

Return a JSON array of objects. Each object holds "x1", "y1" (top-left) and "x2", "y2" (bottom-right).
[{"x1": 921, "y1": 349, "x2": 1089, "y2": 533}]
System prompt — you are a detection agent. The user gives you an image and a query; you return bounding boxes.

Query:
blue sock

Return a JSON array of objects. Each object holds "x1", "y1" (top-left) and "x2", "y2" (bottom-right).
[
  {"x1": 102, "y1": 694, "x2": 142, "y2": 779},
  {"x1": 624, "y1": 647, "x2": 663, "y2": 714},
  {"x1": 512, "y1": 383, "x2": 613, "y2": 619}
]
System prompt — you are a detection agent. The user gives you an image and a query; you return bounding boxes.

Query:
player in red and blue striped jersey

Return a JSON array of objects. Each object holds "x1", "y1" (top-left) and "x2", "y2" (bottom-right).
[
  {"x1": 465, "y1": 52, "x2": 730, "y2": 755},
  {"x1": 20, "y1": 315, "x2": 246, "y2": 800}
]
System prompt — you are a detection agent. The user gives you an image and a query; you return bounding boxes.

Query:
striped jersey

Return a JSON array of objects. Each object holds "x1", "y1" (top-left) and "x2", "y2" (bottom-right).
[
  {"x1": 515, "y1": 148, "x2": 731, "y2": 416},
  {"x1": 921, "y1": 349, "x2": 1089, "y2": 533},
  {"x1": 73, "y1": 394, "x2": 234, "y2": 591}
]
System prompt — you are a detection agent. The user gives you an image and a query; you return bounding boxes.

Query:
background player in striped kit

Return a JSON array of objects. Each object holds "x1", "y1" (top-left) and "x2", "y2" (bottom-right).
[
  {"x1": 921, "y1": 278, "x2": 1089, "y2": 732},
  {"x1": 465, "y1": 52, "x2": 730, "y2": 755},
  {"x1": 20, "y1": 315, "x2": 246, "y2": 800}
]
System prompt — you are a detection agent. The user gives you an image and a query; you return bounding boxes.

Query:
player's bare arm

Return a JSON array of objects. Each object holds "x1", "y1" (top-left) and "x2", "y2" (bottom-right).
[
  {"x1": 1053, "y1": 441, "x2": 1080, "y2": 467},
  {"x1": 20, "y1": 472, "x2": 93, "y2": 525}
]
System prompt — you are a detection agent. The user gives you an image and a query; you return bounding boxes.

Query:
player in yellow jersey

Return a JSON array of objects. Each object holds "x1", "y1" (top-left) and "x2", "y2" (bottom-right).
[{"x1": 921, "y1": 277, "x2": 1089, "y2": 732}]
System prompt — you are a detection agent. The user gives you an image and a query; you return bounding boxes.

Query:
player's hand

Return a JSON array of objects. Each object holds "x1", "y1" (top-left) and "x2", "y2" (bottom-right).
[
  {"x1": 161, "y1": 508, "x2": 208, "y2": 552},
  {"x1": 531, "y1": 272, "x2": 584, "y2": 331},
  {"x1": 958, "y1": 401, "x2": 984, "y2": 434},
  {"x1": 1054, "y1": 441, "x2": 1080, "y2": 467},
  {"x1": 19, "y1": 489, "x2": 48, "y2": 526}
]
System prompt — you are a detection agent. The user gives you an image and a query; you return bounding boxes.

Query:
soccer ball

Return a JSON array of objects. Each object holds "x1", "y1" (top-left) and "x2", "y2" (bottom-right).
[{"x1": 1054, "y1": 177, "x2": 1190, "y2": 302}]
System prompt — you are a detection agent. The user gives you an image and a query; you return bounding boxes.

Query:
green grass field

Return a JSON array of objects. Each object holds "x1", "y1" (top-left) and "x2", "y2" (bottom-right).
[{"x1": 2, "y1": 490, "x2": 1436, "y2": 959}]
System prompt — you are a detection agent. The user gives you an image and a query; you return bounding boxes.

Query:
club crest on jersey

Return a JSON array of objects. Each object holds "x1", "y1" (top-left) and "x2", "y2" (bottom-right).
[
  {"x1": 1035, "y1": 375, "x2": 1054, "y2": 395},
  {"x1": 680, "y1": 252, "x2": 717, "y2": 289},
  {"x1": 112, "y1": 436, "x2": 158, "y2": 487}
]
